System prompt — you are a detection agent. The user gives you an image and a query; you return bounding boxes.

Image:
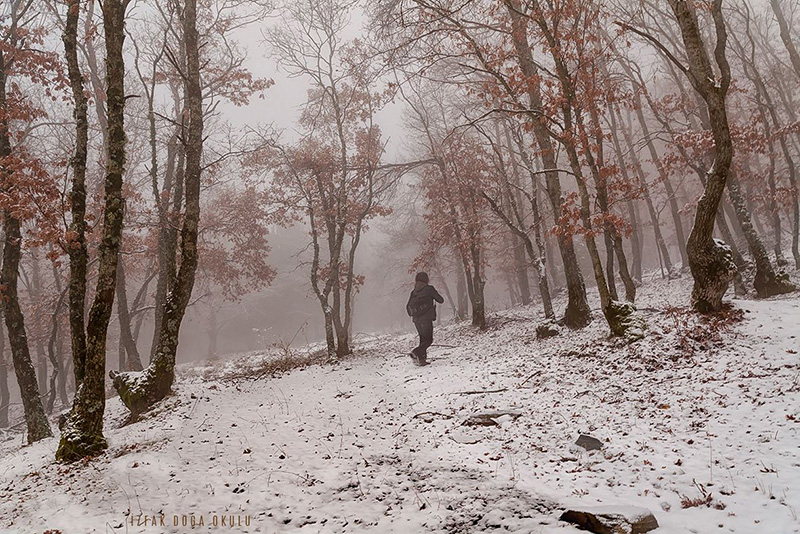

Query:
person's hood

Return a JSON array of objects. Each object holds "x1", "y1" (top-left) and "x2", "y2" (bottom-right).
[{"x1": 414, "y1": 281, "x2": 427, "y2": 291}]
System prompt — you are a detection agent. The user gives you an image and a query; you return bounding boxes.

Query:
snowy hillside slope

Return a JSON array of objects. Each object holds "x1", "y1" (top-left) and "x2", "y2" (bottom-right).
[{"x1": 1, "y1": 278, "x2": 799, "y2": 533}]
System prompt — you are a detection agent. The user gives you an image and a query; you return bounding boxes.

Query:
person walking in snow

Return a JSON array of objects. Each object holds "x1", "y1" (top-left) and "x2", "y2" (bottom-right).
[{"x1": 406, "y1": 272, "x2": 444, "y2": 366}]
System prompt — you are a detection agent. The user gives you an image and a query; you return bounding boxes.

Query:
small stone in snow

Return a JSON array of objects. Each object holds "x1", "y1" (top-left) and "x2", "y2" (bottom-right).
[
  {"x1": 462, "y1": 411, "x2": 522, "y2": 427},
  {"x1": 576, "y1": 434, "x2": 603, "y2": 451},
  {"x1": 536, "y1": 321, "x2": 560, "y2": 339}
]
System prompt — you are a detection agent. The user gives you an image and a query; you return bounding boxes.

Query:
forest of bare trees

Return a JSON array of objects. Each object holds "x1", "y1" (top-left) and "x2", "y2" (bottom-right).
[{"x1": 0, "y1": 0, "x2": 799, "y2": 468}]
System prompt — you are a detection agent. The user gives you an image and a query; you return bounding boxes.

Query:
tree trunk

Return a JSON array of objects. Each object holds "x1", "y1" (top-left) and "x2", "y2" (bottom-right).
[
  {"x1": 116, "y1": 251, "x2": 142, "y2": 370},
  {"x1": 468, "y1": 250, "x2": 486, "y2": 329},
  {"x1": 29, "y1": 252, "x2": 49, "y2": 397},
  {"x1": 0, "y1": 318, "x2": 9, "y2": 427},
  {"x1": 770, "y1": 0, "x2": 800, "y2": 79},
  {"x1": 511, "y1": 232, "x2": 531, "y2": 305},
  {"x1": 625, "y1": 80, "x2": 689, "y2": 270},
  {"x1": 664, "y1": 0, "x2": 739, "y2": 312},
  {"x1": 505, "y1": 122, "x2": 554, "y2": 317},
  {"x1": 57, "y1": 0, "x2": 129, "y2": 461},
  {"x1": 621, "y1": 107, "x2": 678, "y2": 278},
  {"x1": 151, "y1": 128, "x2": 184, "y2": 361},
  {"x1": 47, "y1": 267, "x2": 67, "y2": 413},
  {"x1": 64, "y1": 0, "x2": 89, "y2": 386},
  {"x1": 0, "y1": 47, "x2": 52, "y2": 444},
  {"x1": 585, "y1": 105, "x2": 636, "y2": 302},
  {"x1": 112, "y1": 0, "x2": 203, "y2": 417},
  {"x1": 57, "y1": 333, "x2": 68, "y2": 408},
  {"x1": 455, "y1": 265, "x2": 468, "y2": 320},
  {"x1": 605, "y1": 237, "x2": 618, "y2": 300},
  {"x1": 726, "y1": 173, "x2": 794, "y2": 297},
  {"x1": 607, "y1": 104, "x2": 643, "y2": 282},
  {"x1": 735, "y1": 16, "x2": 800, "y2": 269},
  {"x1": 505, "y1": 0, "x2": 590, "y2": 327}
]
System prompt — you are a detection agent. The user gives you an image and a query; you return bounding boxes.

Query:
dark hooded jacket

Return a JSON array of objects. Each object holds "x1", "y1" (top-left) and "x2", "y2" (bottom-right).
[{"x1": 406, "y1": 284, "x2": 444, "y2": 323}]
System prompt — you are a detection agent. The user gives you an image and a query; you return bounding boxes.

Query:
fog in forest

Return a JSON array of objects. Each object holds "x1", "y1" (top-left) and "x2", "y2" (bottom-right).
[{"x1": 1, "y1": 0, "x2": 799, "y2": 462}]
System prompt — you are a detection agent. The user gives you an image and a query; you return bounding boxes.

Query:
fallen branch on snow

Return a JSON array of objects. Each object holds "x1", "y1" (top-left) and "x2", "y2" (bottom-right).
[{"x1": 451, "y1": 388, "x2": 508, "y2": 395}]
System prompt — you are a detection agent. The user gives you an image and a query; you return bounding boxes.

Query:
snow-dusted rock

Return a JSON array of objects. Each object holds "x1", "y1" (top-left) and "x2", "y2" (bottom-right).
[
  {"x1": 560, "y1": 505, "x2": 659, "y2": 533},
  {"x1": 536, "y1": 321, "x2": 560, "y2": 339},
  {"x1": 462, "y1": 411, "x2": 522, "y2": 427}
]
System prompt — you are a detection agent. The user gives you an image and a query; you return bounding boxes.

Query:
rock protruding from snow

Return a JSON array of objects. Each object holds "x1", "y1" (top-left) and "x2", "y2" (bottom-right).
[
  {"x1": 462, "y1": 411, "x2": 522, "y2": 427},
  {"x1": 575, "y1": 434, "x2": 603, "y2": 451},
  {"x1": 536, "y1": 321, "x2": 560, "y2": 339},
  {"x1": 559, "y1": 506, "x2": 659, "y2": 534}
]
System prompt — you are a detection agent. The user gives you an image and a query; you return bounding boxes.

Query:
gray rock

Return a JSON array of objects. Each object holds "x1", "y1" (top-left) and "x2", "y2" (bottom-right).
[
  {"x1": 536, "y1": 321, "x2": 560, "y2": 339},
  {"x1": 462, "y1": 411, "x2": 522, "y2": 427},
  {"x1": 560, "y1": 506, "x2": 659, "y2": 534},
  {"x1": 576, "y1": 434, "x2": 603, "y2": 451}
]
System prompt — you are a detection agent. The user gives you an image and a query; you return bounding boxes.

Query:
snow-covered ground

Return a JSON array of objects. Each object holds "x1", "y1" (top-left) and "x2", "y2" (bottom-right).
[{"x1": 1, "y1": 277, "x2": 799, "y2": 533}]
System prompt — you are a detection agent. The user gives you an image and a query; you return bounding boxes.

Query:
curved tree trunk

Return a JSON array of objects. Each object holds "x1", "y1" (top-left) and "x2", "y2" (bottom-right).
[
  {"x1": 662, "y1": 0, "x2": 739, "y2": 312},
  {"x1": 112, "y1": 0, "x2": 203, "y2": 417}
]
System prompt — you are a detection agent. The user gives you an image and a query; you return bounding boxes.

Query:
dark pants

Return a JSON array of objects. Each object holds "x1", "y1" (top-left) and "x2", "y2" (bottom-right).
[{"x1": 413, "y1": 320, "x2": 434, "y2": 360}]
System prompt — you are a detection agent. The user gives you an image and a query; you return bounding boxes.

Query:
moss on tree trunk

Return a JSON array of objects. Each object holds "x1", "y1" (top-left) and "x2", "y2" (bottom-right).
[
  {"x1": 57, "y1": 0, "x2": 128, "y2": 462},
  {"x1": 112, "y1": 0, "x2": 203, "y2": 417}
]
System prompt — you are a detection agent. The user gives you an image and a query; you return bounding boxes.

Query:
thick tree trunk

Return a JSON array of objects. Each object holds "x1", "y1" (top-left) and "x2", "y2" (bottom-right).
[
  {"x1": 0, "y1": 48, "x2": 52, "y2": 444},
  {"x1": 112, "y1": 0, "x2": 203, "y2": 416},
  {"x1": 2, "y1": 219, "x2": 52, "y2": 443},
  {"x1": 63, "y1": 0, "x2": 89, "y2": 386},
  {"x1": 57, "y1": 0, "x2": 129, "y2": 461},
  {"x1": 665, "y1": 0, "x2": 740, "y2": 312}
]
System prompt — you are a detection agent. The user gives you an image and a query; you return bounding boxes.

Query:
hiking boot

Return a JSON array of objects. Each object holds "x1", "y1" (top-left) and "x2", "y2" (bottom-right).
[
  {"x1": 409, "y1": 352, "x2": 419, "y2": 365},
  {"x1": 417, "y1": 354, "x2": 429, "y2": 366}
]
